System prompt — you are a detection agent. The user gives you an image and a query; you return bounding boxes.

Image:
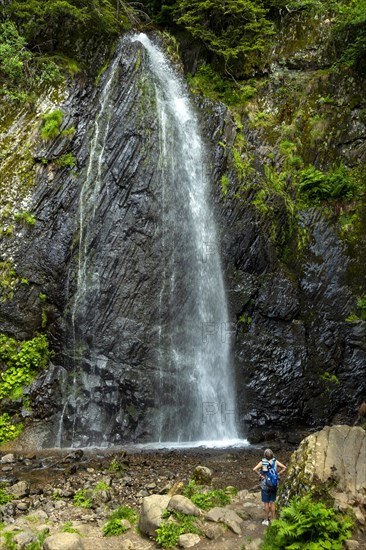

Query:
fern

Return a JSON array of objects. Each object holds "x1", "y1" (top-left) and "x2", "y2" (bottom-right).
[{"x1": 262, "y1": 495, "x2": 353, "y2": 550}]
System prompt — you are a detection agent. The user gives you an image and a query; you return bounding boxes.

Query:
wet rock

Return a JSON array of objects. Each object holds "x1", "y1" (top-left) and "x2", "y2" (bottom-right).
[{"x1": 193, "y1": 466, "x2": 212, "y2": 485}]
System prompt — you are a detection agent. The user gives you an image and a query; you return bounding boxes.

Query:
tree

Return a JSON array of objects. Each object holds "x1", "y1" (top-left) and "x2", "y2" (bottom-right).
[{"x1": 173, "y1": 0, "x2": 275, "y2": 75}]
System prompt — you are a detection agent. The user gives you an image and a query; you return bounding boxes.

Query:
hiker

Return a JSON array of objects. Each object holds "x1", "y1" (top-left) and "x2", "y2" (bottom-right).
[{"x1": 253, "y1": 448, "x2": 287, "y2": 526}]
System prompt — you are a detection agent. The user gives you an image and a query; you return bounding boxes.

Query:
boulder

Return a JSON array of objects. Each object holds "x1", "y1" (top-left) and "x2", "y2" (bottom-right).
[
  {"x1": 10, "y1": 481, "x2": 30, "y2": 498},
  {"x1": 205, "y1": 506, "x2": 243, "y2": 534},
  {"x1": 168, "y1": 495, "x2": 202, "y2": 517},
  {"x1": 193, "y1": 466, "x2": 212, "y2": 485},
  {"x1": 1, "y1": 454, "x2": 15, "y2": 463},
  {"x1": 138, "y1": 494, "x2": 171, "y2": 537},
  {"x1": 178, "y1": 533, "x2": 201, "y2": 548},
  {"x1": 43, "y1": 533, "x2": 84, "y2": 550},
  {"x1": 282, "y1": 426, "x2": 366, "y2": 513}
]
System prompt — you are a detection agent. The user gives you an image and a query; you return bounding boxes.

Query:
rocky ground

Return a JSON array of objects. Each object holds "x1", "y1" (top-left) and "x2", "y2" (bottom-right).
[{"x1": 0, "y1": 445, "x2": 365, "y2": 549}]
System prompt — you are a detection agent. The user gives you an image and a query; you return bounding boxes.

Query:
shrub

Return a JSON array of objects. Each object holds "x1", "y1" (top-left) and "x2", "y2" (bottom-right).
[
  {"x1": 73, "y1": 489, "x2": 92, "y2": 508},
  {"x1": 0, "y1": 487, "x2": 13, "y2": 505},
  {"x1": 184, "y1": 480, "x2": 231, "y2": 510},
  {"x1": 261, "y1": 495, "x2": 353, "y2": 550},
  {"x1": 0, "y1": 413, "x2": 23, "y2": 445},
  {"x1": 0, "y1": 22, "x2": 32, "y2": 85},
  {"x1": 102, "y1": 506, "x2": 138, "y2": 536},
  {"x1": 55, "y1": 152, "x2": 77, "y2": 168},
  {"x1": 298, "y1": 164, "x2": 358, "y2": 204},
  {"x1": 40, "y1": 110, "x2": 63, "y2": 140},
  {"x1": 155, "y1": 522, "x2": 182, "y2": 548}
]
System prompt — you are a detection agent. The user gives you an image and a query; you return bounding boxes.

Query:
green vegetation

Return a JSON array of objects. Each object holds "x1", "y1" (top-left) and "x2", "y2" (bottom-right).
[
  {"x1": 0, "y1": 261, "x2": 18, "y2": 302},
  {"x1": 40, "y1": 110, "x2": 63, "y2": 140},
  {"x1": 14, "y1": 211, "x2": 36, "y2": 226},
  {"x1": 156, "y1": 511, "x2": 202, "y2": 548},
  {"x1": 0, "y1": 487, "x2": 13, "y2": 505},
  {"x1": 298, "y1": 164, "x2": 359, "y2": 205},
  {"x1": 184, "y1": 479, "x2": 231, "y2": 510},
  {"x1": 0, "y1": 333, "x2": 52, "y2": 444},
  {"x1": 55, "y1": 152, "x2": 77, "y2": 168},
  {"x1": 61, "y1": 521, "x2": 81, "y2": 534},
  {"x1": 262, "y1": 495, "x2": 353, "y2": 550},
  {"x1": 103, "y1": 506, "x2": 138, "y2": 536},
  {"x1": 73, "y1": 489, "x2": 92, "y2": 508}
]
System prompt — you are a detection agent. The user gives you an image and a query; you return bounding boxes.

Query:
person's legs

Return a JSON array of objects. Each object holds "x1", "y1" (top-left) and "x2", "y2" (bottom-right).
[
  {"x1": 261, "y1": 489, "x2": 270, "y2": 524},
  {"x1": 270, "y1": 501, "x2": 276, "y2": 520}
]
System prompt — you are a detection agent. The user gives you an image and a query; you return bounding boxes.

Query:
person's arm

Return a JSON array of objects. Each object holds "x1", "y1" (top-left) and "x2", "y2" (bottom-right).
[
  {"x1": 276, "y1": 460, "x2": 287, "y2": 475},
  {"x1": 253, "y1": 461, "x2": 264, "y2": 479}
]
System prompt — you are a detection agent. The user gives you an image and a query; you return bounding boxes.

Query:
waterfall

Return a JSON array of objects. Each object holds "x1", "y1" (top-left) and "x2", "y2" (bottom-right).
[
  {"x1": 132, "y1": 34, "x2": 238, "y2": 443},
  {"x1": 56, "y1": 33, "x2": 239, "y2": 448}
]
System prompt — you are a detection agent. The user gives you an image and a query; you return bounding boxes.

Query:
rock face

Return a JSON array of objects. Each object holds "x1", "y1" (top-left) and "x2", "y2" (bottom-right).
[
  {"x1": 1, "y1": 14, "x2": 366, "y2": 447},
  {"x1": 282, "y1": 425, "x2": 366, "y2": 516}
]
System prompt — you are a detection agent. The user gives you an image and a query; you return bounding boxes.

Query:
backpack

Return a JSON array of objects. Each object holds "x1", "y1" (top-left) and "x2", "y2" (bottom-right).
[{"x1": 265, "y1": 459, "x2": 279, "y2": 492}]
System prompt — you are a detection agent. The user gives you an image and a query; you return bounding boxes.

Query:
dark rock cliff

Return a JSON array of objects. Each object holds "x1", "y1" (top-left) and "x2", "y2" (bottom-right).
[{"x1": 0, "y1": 14, "x2": 365, "y2": 447}]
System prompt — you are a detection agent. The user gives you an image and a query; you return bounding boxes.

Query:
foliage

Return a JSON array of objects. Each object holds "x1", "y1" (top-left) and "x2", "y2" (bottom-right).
[
  {"x1": 0, "y1": 487, "x2": 13, "y2": 505},
  {"x1": 298, "y1": 164, "x2": 358, "y2": 204},
  {"x1": 0, "y1": 22, "x2": 31, "y2": 85},
  {"x1": 187, "y1": 64, "x2": 256, "y2": 106},
  {"x1": 0, "y1": 413, "x2": 23, "y2": 444},
  {"x1": 94, "y1": 480, "x2": 110, "y2": 491},
  {"x1": 261, "y1": 495, "x2": 353, "y2": 550},
  {"x1": 155, "y1": 521, "x2": 182, "y2": 548},
  {"x1": 103, "y1": 505, "x2": 138, "y2": 536},
  {"x1": 61, "y1": 521, "x2": 80, "y2": 534},
  {"x1": 184, "y1": 480, "x2": 231, "y2": 510},
  {"x1": 357, "y1": 295, "x2": 366, "y2": 320},
  {"x1": 73, "y1": 489, "x2": 92, "y2": 508},
  {"x1": 14, "y1": 211, "x2": 36, "y2": 226},
  {"x1": 0, "y1": 261, "x2": 18, "y2": 302},
  {"x1": 108, "y1": 458, "x2": 126, "y2": 473},
  {"x1": 23, "y1": 529, "x2": 49, "y2": 550},
  {"x1": 55, "y1": 152, "x2": 77, "y2": 168},
  {"x1": 173, "y1": 0, "x2": 274, "y2": 75},
  {"x1": 334, "y1": 0, "x2": 366, "y2": 67},
  {"x1": 40, "y1": 110, "x2": 63, "y2": 140}
]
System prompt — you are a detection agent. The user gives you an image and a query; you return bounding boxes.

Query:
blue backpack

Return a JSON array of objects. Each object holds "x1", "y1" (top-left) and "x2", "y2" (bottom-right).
[{"x1": 265, "y1": 459, "x2": 279, "y2": 492}]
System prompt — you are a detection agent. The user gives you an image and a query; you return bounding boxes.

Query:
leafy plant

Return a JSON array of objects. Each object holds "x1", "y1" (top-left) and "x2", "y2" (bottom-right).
[
  {"x1": 73, "y1": 489, "x2": 92, "y2": 508},
  {"x1": 61, "y1": 521, "x2": 80, "y2": 534},
  {"x1": 261, "y1": 495, "x2": 353, "y2": 550},
  {"x1": 184, "y1": 480, "x2": 231, "y2": 510},
  {"x1": 55, "y1": 152, "x2": 77, "y2": 168},
  {"x1": 0, "y1": 487, "x2": 13, "y2": 505},
  {"x1": 40, "y1": 110, "x2": 63, "y2": 140},
  {"x1": 94, "y1": 480, "x2": 110, "y2": 491},
  {"x1": 14, "y1": 211, "x2": 36, "y2": 226},
  {"x1": 155, "y1": 522, "x2": 182, "y2": 548},
  {"x1": 0, "y1": 414, "x2": 23, "y2": 444},
  {"x1": 102, "y1": 506, "x2": 138, "y2": 536}
]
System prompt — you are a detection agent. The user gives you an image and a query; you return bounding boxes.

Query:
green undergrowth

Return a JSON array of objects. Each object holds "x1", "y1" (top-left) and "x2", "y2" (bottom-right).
[
  {"x1": 262, "y1": 495, "x2": 353, "y2": 550},
  {"x1": 0, "y1": 333, "x2": 52, "y2": 444},
  {"x1": 156, "y1": 510, "x2": 203, "y2": 549},
  {"x1": 103, "y1": 506, "x2": 139, "y2": 537},
  {"x1": 184, "y1": 479, "x2": 232, "y2": 510}
]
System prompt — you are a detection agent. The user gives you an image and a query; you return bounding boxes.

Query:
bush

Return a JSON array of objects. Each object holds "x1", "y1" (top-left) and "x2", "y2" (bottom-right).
[
  {"x1": 298, "y1": 164, "x2": 358, "y2": 204},
  {"x1": 0, "y1": 22, "x2": 31, "y2": 85},
  {"x1": 184, "y1": 480, "x2": 231, "y2": 510},
  {"x1": 262, "y1": 495, "x2": 353, "y2": 550},
  {"x1": 102, "y1": 506, "x2": 138, "y2": 536},
  {"x1": 40, "y1": 110, "x2": 63, "y2": 140},
  {"x1": 73, "y1": 489, "x2": 92, "y2": 508}
]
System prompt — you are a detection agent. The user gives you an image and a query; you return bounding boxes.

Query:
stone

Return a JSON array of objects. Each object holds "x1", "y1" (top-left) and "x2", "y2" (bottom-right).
[
  {"x1": 193, "y1": 466, "x2": 212, "y2": 485},
  {"x1": 13, "y1": 530, "x2": 37, "y2": 549},
  {"x1": 284, "y1": 426, "x2": 366, "y2": 509},
  {"x1": 11, "y1": 481, "x2": 30, "y2": 498},
  {"x1": 168, "y1": 495, "x2": 202, "y2": 517},
  {"x1": 345, "y1": 541, "x2": 360, "y2": 550},
  {"x1": 43, "y1": 533, "x2": 84, "y2": 550},
  {"x1": 16, "y1": 502, "x2": 29, "y2": 511},
  {"x1": 138, "y1": 494, "x2": 171, "y2": 537},
  {"x1": 1, "y1": 454, "x2": 15, "y2": 463},
  {"x1": 178, "y1": 533, "x2": 201, "y2": 547},
  {"x1": 205, "y1": 507, "x2": 243, "y2": 534}
]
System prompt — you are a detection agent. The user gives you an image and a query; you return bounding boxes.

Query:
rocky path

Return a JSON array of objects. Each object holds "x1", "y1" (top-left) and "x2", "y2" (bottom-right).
[{"x1": 0, "y1": 445, "x2": 365, "y2": 549}]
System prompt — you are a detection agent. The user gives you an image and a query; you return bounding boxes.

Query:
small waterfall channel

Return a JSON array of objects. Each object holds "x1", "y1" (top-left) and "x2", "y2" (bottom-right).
[{"x1": 57, "y1": 33, "x2": 240, "y2": 448}]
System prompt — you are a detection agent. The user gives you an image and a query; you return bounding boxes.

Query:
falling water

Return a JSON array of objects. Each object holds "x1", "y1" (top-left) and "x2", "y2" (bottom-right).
[
  {"x1": 133, "y1": 34, "x2": 239, "y2": 443},
  {"x1": 57, "y1": 33, "x2": 240, "y2": 448}
]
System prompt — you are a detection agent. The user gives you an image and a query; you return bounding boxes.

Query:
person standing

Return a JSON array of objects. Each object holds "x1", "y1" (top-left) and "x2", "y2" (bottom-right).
[{"x1": 253, "y1": 448, "x2": 287, "y2": 526}]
